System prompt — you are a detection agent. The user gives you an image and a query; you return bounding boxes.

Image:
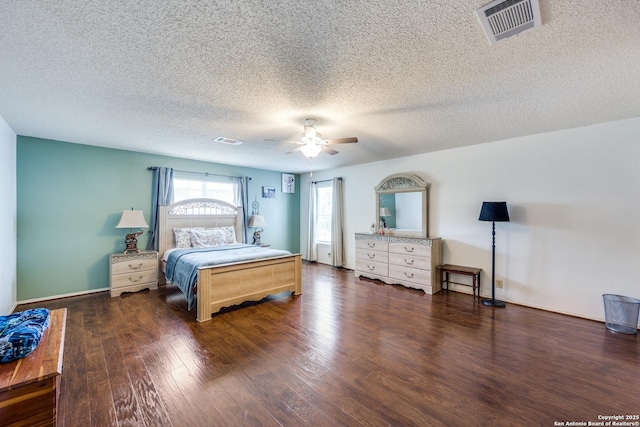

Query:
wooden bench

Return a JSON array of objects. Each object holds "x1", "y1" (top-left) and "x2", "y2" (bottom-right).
[
  {"x1": 438, "y1": 265, "x2": 482, "y2": 299},
  {"x1": 0, "y1": 308, "x2": 67, "y2": 427}
]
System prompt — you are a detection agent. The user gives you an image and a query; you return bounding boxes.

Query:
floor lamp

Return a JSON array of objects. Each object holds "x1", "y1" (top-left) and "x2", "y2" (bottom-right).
[{"x1": 479, "y1": 201, "x2": 510, "y2": 308}]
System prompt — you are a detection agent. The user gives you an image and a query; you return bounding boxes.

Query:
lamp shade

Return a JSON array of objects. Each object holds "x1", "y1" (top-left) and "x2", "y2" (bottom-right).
[
  {"x1": 479, "y1": 202, "x2": 510, "y2": 222},
  {"x1": 115, "y1": 210, "x2": 149, "y2": 229},
  {"x1": 380, "y1": 207, "x2": 391, "y2": 217},
  {"x1": 299, "y1": 143, "x2": 322, "y2": 158},
  {"x1": 248, "y1": 214, "x2": 267, "y2": 228}
]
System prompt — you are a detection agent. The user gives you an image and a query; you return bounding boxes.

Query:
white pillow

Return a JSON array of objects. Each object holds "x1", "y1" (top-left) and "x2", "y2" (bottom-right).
[
  {"x1": 173, "y1": 227, "x2": 203, "y2": 248},
  {"x1": 208, "y1": 226, "x2": 237, "y2": 244},
  {"x1": 190, "y1": 228, "x2": 226, "y2": 248}
]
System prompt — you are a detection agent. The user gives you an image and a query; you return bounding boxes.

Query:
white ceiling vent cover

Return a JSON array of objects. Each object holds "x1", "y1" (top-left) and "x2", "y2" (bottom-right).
[
  {"x1": 214, "y1": 136, "x2": 243, "y2": 145},
  {"x1": 477, "y1": 0, "x2": 542, "y2": 45}
]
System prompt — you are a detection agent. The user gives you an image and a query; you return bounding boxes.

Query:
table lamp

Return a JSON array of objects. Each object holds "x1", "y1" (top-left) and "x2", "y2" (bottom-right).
[{"x1": 115, "y1": 209, "x2": 149, "y2": 254}]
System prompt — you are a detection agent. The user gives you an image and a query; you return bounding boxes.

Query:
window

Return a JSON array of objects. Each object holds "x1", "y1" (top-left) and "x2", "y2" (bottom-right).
[
  {"x1": 173, "y1": 175, "x2": 235, "y2": 204},
  {"x1": 316, "y1": 183, "x2": 333, "y2": 243}
]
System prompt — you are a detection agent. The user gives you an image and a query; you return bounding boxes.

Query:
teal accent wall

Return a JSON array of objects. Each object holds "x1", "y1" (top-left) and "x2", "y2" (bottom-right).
[{"x1": 17, "y1": 136, "x2": 300, "y2": 301}]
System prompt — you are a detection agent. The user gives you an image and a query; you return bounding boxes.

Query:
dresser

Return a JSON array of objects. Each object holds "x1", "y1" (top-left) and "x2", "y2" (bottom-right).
[
  {"x1": 355, "y1": 233, "x2": 442, "y2": 294},
  {"x1": 109, "y1": 251, "x2": 158, "y2": 297}
]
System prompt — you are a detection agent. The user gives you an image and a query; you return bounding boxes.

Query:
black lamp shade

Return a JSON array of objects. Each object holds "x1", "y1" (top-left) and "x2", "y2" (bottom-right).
[{"x1": 479, "y1": 202, "x2": 510, "y2": 222}]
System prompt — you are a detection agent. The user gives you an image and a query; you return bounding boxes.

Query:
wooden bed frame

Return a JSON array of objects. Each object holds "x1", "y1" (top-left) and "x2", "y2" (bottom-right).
[{"x1": 159, "y1": 198, "x2": 302, "y2": 322}]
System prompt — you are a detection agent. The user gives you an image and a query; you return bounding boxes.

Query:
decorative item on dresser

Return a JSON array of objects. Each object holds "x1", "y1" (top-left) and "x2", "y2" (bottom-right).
[
  {"x1": 355, "y1": 233, "x2": 442, "y2": 294},
  {"x1": 110, "y1": 251, "x2": 159, "y2": 297}
]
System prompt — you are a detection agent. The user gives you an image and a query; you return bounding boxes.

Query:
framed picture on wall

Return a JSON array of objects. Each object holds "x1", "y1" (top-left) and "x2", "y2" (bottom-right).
[
  {"x1": 262, "y1": 186, "x2": 276, "y2": 198},
  {"x1": 282, "y1": 173, "x2": 295, "y2": 193}
]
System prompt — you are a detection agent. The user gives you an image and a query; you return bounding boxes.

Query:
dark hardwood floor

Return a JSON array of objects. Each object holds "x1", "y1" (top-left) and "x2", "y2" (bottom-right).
[{"x1": 17, "y1": 263, "x2": 639, "y2": 426}]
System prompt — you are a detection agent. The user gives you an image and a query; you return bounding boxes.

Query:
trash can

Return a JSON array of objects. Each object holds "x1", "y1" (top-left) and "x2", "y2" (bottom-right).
[{"x1": 602, "y1": 294, "x2": 640, "y2": 334}]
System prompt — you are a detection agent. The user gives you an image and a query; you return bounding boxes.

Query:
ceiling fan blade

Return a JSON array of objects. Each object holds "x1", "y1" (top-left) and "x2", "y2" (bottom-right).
[
  {"x1": 324, "y1": 137, "x2": 358, "y2": 145},
  {"x1": 264, "y1": 139, "x2": 302, "y2": 144},
  {"x1": 286, "y1": 147, "x2": 302, "y2": 154},
  {"x1": 321, "y1": 146, "x2": 339, "y2": 155}
]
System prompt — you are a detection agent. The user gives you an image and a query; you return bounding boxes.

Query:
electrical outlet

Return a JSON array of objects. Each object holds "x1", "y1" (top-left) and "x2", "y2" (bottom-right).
[{"x1": 496, "y1": 279, "x2": 504, "y2": 288}]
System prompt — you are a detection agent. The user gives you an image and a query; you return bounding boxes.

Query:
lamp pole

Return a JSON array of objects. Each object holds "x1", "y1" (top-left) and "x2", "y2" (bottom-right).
[
  {"x1": 479, "y1": 201, "x2": 509, "y2": 308},
  {"x1": 482, "y1": 220, "x2": 505, "y2": 307}
]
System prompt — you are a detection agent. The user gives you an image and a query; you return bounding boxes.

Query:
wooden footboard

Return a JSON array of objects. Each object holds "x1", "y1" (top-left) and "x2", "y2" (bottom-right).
[{"x1": 196, "y1": 254, "x2": 302, "y2": 322}]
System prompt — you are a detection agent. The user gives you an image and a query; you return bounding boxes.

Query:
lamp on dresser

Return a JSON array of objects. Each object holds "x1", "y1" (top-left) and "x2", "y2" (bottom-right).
[
  {"x1": 479, "y1": 201, "x2": 510, "y2": 308},
  {"x1": 115, "y1": 209, "x2": 149, "y2": 254}
]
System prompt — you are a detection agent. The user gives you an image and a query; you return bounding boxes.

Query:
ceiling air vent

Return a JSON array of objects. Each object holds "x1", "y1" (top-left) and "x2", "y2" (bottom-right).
[
  {"x1": 213, "y1": 136, "x2": 243, "y2": 145},
  {"x1": 476, "y1": 0, "x2": 542, "y2": 45}
]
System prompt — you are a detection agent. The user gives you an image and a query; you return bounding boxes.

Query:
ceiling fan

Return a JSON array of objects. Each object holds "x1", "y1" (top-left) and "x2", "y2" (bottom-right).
[{"x1": 266, "y1": 118, "x2": 358, "y2": 158}]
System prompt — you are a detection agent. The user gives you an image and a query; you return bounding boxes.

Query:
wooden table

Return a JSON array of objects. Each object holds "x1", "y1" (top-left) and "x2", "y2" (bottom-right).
[
  {"x1": 0, "y1": 308, "x2": 67, "y2": 427},
  {"x1": 438, "y1": 264, "x2": 482, "y2": 299}
]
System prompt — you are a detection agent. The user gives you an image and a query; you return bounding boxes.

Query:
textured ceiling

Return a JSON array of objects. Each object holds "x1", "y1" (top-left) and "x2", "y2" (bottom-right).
[{"x1": 1, "y1": 1, "x2": 640, "y2": 173}]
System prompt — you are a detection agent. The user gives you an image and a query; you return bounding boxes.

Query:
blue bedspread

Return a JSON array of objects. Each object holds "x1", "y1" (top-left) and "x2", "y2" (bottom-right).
[{"x1": 165, "y1": 244, "x2": 292, "y2": 310}]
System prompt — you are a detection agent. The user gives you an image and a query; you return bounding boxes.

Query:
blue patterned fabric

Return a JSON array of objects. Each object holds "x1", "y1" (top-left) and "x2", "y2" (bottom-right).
[{"x1": 0, "y1": 308, "x2": 50, "y2": 363}]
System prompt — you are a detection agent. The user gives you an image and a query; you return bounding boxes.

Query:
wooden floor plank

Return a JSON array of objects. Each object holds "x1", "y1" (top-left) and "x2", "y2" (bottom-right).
[{"x1": 15, "y1": 262, "x2": 640, "y2": 426}]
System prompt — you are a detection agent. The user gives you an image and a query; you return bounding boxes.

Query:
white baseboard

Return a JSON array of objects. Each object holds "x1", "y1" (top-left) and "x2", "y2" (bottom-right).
[
  {"x1": 17, "y1": 287, "x2": 109, "y2": 306},
  {"x1": 7, "y1": 302, "x2": 18, "y2": 315}
]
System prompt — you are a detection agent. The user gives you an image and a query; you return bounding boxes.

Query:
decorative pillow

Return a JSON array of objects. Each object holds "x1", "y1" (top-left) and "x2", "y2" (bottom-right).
[
  {"x1": 190, "y1": 228, "x2": 226, "y2": 248},
  {"x1": 173, "y1": 227, "x2": 203, "y2": 248},
  {"x1": 208, "y1": 226, "x2": 237, "y2": 244},
  {"x1": 0, "y1": 308, "x2": 50, "y2": 363}
]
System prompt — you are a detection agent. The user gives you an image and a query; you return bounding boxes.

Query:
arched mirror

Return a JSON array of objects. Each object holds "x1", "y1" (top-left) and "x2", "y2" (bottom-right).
[{"x1": 375, "y1": 173, "x2": 429, "y2": 238}]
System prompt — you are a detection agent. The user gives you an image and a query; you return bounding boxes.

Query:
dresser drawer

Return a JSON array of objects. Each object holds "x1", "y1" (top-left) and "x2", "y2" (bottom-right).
[
  {"x1": 356, "y1": 248, "x2": 389, "y2": 263},
  {"x1": 388, "y1": 252, "x2": 429, "y2": 270},
  {"x1": 389, "y1": 264, "x2": 431, "y2": 286},
  {"x1": 355, "y1": 259, "x2": 389, "y2": 277},
  {"x1": 111, "y1": 270, "x2": 158, "y2": 290},
  {"x1": 111, "y1": 256, "x2": 157, "y2": 275},
  {"x1": 389, "y1": 242, "x2": 431, "y2": 258},
  {"x1": 356, "y1": 239, "x2": 389, "y2": 252}
]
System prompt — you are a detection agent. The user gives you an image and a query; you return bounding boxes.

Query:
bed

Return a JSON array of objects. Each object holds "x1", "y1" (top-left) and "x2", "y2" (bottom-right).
[{"x1": 159, "y1": 198, "x2": 302, "y2": 322}]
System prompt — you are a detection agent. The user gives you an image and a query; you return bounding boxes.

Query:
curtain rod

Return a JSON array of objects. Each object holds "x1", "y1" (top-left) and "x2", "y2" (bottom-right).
[
  {"x1": 147, "y1": 166, "x2": 245, "y2": 180},
  {"x1": 312, "y1": 177, "x2": 342, "y2": 184}
]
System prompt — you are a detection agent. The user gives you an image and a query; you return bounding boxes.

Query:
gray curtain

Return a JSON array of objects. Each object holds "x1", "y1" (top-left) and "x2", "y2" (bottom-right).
[
  {"x1": 330, "y1": 177, "x2": 345, "y2": 267},
  {"x1": 306, "y1": 181, "x2": 318, "y2": 261},
  {"x1": 233, "y1": 176, "x2": 249, "y2": 244},
  {"x1": 148, "y1": 167, "x2": 174, "y2": 251}
]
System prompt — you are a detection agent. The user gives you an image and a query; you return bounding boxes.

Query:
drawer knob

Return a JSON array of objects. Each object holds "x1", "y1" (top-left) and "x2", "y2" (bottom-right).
[
  {"x1": 404, "y1": 259, "x2": 414, "y2": 265},
  {"x1": 367, "y1": 243, "x2": 376, "y2": 248},
  {"x1": 367, "y1": 265, "x2": 376, "y2": 271},
  {"x1": 129, "y1": 263, "x2": 143, "y2": 270},
  {"x1": 404, "y1": 272, "x2": 414, "y2": 278},
  {"x1": 367, "y1": 253, "x2": 376, "y2": 259},
  {"x1": 128, "y1": 276, "x2": 143, "y2": 283},
  {"x1": 404, "y1": 246, "x2": 415, "y2": 253}
]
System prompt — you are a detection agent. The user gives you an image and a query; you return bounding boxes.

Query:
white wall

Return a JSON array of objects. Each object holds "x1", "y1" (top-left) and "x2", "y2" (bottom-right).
[
  {"x1": 0, "y1": 114, "x2": 17, "y2": 315},
  {"x1": 301, "y1": 116, "x2": 640, "y2": 323}
]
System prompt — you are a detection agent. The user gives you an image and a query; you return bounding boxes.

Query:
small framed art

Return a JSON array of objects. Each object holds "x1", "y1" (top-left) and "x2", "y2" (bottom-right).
[
  {"x1": 282, "y1": 173, "x2": 295, "y2": 193},
  {"x1": 262, "y1": 186, "x2": 276, "y2": 198}
]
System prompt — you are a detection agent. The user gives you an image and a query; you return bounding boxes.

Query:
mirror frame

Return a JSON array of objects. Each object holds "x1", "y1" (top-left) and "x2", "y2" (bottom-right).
[{"x1": 375, "y1": 173, "x2": 429, "y2": 238}]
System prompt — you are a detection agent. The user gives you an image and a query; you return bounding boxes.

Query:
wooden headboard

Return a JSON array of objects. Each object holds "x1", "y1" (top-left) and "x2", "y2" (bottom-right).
[{"x1": 158, "y1": 198, "x2": 245, "y2": 257}]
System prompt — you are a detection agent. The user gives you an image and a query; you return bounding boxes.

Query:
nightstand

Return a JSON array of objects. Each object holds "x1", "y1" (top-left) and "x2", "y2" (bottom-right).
[{"x1": 109, "y1": 251, "x2": 158, "y2": 297}]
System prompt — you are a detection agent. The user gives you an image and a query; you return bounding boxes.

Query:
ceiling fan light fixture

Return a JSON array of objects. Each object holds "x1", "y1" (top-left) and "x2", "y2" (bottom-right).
[
  {"x1": 299, "y1": 142, "x2": 322, "y2": 158},
  {"x1": 304, "y1": 125, "x2": 317, "y2": 139}
]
